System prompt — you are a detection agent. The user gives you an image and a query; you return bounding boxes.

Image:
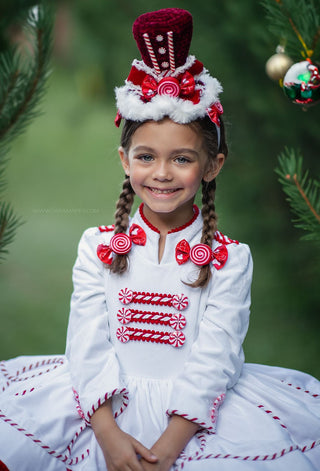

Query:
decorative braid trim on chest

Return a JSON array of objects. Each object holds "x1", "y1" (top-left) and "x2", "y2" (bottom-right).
[
  {"x1": 117, "y1": 326, "x2": 185, "y2": 348},
  {"x1": 118, "y1": 289, "x2": 189, "y2": 311},
  {"x1": 117, "y1": 308, "x2": 186, "y2": 330}
]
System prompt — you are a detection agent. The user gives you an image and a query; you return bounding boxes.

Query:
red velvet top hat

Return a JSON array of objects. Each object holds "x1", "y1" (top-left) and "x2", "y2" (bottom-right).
[
  {"x1": 133, "y1": 8, "x2": 193, "y2": 73},
  {"x1": 115, "y1": 8, "x2": 223, "y2": 137}
]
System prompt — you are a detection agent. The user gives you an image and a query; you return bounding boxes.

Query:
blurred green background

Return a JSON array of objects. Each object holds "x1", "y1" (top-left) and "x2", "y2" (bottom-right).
[{"x1": 1, "y1": 0, "x2": 319, "y2": 378}]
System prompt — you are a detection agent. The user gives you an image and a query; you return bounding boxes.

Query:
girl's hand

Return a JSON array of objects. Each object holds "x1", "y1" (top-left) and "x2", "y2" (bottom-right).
[
  {"x1": 141, "y1": 415, "x2": 199, "y2": 471},
  {"x1": 100, "y1": 425, "x2": 158, "y2": 471},
  {"x1": 91, "y1": 399, "x2": 158, "y2": 470}
]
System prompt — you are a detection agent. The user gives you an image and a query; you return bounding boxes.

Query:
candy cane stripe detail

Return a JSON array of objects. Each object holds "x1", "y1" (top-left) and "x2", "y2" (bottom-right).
[
  {"x1": 143, "y1": 33, "x2": 161, "y2": 74},
  {"x1": 175, "y1": 440, "x2": 320, "y2": 469},
  {"x1": 214, "y1": 231, "x2": 239, "y2": 245},
  {"x1": 167, "y1": 31, "x2": 175, "y2": 72},
  {"x1": 117, "y1": 308, "x2": 186, "y2": 329},
  {"x1": 257, "y1": 404, "x2": 287, "y2": 429},
  {"x1": 118, "y1": 290, "x2": 189, "y2": 310},
  {"x1": 0, "y1": 410, "x2": 89, "y2": 465},
  {"x1": 86, "y1": 387, "x2": 129, "y2": 422},
  {"x1": 116, "y1": 327, "x2": 185, "y2": 348}
]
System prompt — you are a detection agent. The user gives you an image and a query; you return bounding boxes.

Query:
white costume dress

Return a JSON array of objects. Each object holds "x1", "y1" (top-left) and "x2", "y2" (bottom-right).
[{"x1": 0, "y1": 205, "x2": 319, "y2": 471}]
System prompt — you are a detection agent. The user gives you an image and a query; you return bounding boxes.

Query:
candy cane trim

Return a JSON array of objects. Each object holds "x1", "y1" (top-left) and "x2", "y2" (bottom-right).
[
  {"x1": 257, "y1": 404, "x2": 287, "y2": 429},
  {"x1": 280, "y1": 380, "x2": 320, "y2": 397},
  {"x1": 119, "y1": 309, "x2": 186, "y2": 329},
  {"x1": 0, "y1": 410, "x2": 90, "y2": 465},
  {"x1": 0, "y1": 357, "x2": 64, "y2": 393},
  {"x1": 85, "y1": 387, "x2": 129, "y2": 422},
  {"x1": 167, "y1": 409, "x2": 215, "y2": 432},
  {"x1": 119, "y1": 289, "x2": 188, "y2": 309},
  {"x1": 117, "y1": 327, "x2": 185, "y2": 348},
  {"x1": 214, "y1": 231, "x2": 239, "y2": 245},
  {"x1": 143, "y1": 33, "x2": 161, "y2": 74},
  {"x1": 167, "y1": 31, "x2": 175, "y2": 72},
  {"x1": 175, "y1": 441, "x2": 320, "y2": 469}
]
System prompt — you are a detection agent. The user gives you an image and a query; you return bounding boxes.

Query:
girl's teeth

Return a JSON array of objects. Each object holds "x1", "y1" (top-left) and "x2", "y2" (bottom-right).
[{"x1": 151, "y1": 188, "x2": 175, "y2": 194}]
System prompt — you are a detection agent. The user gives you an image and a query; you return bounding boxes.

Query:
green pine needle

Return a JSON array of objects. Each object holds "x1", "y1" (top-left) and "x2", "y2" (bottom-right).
[
  {"x1": 0, "y1": 201, "x2": 23, "y2": 261},
  {"x1": 262, "y1": 0, "x2": 320, "y2": 61},
  {"x1": 275, "y1": 148, "x2": 320, "y2": 241},
  {"x1": 0, "y1": 2, "x2": 54, "y2": 262}
]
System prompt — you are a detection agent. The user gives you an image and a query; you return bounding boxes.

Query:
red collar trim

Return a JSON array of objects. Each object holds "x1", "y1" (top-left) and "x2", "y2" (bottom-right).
[{"x1": 139, "y1": 203, "x2": 199, "y2": 234}]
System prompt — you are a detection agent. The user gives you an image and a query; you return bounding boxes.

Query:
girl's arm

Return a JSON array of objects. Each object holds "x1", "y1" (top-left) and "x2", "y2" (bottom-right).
[
  {"x1": 140, "y1": 415, "x2": 199, "y2": 471},
  {"x1": 166, "y1": 243, "x2": 253, "y2": 434},
  {"x1": 91, "y1": 399, "x2": 158, "y2": 471},
  {"x1": 66, "y1": 228, "x2": 128, "y2": 424}
]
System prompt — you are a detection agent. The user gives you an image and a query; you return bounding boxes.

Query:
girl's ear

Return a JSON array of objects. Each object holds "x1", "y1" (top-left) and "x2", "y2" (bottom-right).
[
  {"x1": 118, "y1": 146, "x2": 130, "y2": 176},
  {"x1": 203, "y1": 153, "x2": 225, "y2": 182}
]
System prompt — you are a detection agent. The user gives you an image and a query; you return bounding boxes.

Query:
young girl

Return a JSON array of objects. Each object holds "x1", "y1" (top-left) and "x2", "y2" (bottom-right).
[{"x1": 0, "y1": 8, "x2": 319, "y2": 471}]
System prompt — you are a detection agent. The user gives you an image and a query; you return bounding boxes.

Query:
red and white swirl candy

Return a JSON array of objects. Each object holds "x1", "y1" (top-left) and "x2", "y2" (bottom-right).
[
  {"x1": 116, "y1": 326, "x2": 130, "y2": 343},
  {"x1": 110, "y1": 233, "x2": 132, "y2": 254},
  {"x1": 169, "y1": 313, "x2": 186, "y2": 330},
  {"x1": 117, "y1": 308, "x2": 132, "y2": 324},
  {"x1": 158, "y1": 77, "x2": 180, "y2": 97},
  {"x1": 172, "y1": 294, "x2": 189, "y2": 311},
  {"x1": 190, "y1": 244, "x2": 213, "y2": 266},
  {"x1": 169, "y1": 330, "x2": 186, "y2": 348},
  {"x1": 119, "y1": 288, "x2": 134, "y2": 305}
]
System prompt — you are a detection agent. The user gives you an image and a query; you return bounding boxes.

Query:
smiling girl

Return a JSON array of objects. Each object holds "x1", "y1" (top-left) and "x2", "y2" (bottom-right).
[{"x1": 0, "y1": 8, "x2": 319, "y2": 471}]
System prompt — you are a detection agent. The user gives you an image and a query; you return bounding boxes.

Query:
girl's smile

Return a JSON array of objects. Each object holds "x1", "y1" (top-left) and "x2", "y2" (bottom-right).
[{"x1": 119, "y1": 118, "x2": 224, "y2": 232}]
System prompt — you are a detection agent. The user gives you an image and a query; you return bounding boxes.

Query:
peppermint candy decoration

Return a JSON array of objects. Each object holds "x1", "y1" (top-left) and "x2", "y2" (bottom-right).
[
  {"x1": 169, "y1": 313, "x2": 186, "y2": 330},
  {"x1": 169, "y1": 330, "x2": 185, "y2": 348},
  {"x1": 110, "y1": 233, "x2": 132, "y2": 254},
  {"x1": 172, "y1": 294, "x2": 189, "y2": 311},
  {"x1": 117, "y1": 308, "x2": 132, "y2": 325},
  {"x1": 119, "y1": 288, "x2": 134, "y2": 305},
  {"x1": 190, "y1": 244, "x2": 213, "y2": 266},
  {"x1": 116, "y1": 327, "x2": 130, "y2": 343},
  {"x1": 158, "y1": 77, "x2": 180, "y2": 97}
]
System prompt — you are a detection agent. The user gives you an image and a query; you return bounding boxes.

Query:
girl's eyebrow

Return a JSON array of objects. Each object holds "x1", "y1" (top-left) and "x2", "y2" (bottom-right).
[
  {"x1": 132, "y1": 145, "x2": 199, "y2": 156},
  {"x1": 132, "y1": 145, "x2": 155, "y2": 153}
]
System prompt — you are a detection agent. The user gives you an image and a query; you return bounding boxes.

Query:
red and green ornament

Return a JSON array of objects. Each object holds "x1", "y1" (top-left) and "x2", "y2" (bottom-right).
[{"x1": 283, "y1": 59, "x2": 320, "y2": 106}]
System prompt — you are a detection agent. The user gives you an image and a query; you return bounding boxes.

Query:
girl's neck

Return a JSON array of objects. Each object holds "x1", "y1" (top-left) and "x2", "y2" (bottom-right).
[{"x1": 141, "y1": 202, "x2": 196, "y2": 237}]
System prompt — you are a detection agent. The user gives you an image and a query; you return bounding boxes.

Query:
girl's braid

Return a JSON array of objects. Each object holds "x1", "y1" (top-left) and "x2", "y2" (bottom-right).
[
  {"x1": 109, "y1": 176, "x2": 135, "y2": 274},
  {"x1": 190, "y1": 179, "x2": 217, "y2": 288}
]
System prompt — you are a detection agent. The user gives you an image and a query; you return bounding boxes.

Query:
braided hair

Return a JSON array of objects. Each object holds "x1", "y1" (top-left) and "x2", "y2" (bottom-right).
[
  {"x1": 188, "y1": 116, "x2": 228, "y2": 287},
  {"x1": 110, "y1": 117, "x2": 228, "y2": 287}
]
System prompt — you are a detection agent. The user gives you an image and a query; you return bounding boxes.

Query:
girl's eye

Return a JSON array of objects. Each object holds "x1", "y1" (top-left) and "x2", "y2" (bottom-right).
[
  {"x1": 175, "y1": 156, "x2": 190, "y2": 164},
  {"x1": 138, "y1": 154, "x2": 153, "y2": 162}
]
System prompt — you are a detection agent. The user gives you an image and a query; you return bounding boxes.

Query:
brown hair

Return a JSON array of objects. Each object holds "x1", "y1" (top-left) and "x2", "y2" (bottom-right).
[{"x1": 109, "y1": 116, "x2": 228, "y2": 287}]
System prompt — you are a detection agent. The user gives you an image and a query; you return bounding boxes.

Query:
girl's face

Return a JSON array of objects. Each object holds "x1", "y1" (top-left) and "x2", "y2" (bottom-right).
[{"x1": 119, "y1": 118, "x2": 224, "y2": 229}]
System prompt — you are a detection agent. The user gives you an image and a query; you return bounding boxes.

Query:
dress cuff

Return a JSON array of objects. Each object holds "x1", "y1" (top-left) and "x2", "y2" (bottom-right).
[
  {"x1": 166, "y1": 393, "x2": 225, "y2": 434},
  {"x1": 73, "y1": 387, "x2": 129, "y2": 425}
]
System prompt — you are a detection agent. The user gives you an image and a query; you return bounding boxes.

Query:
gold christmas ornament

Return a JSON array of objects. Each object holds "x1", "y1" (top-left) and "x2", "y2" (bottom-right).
[{"x1": 265, "y1": 46, "x2": 293, "y2": 81}]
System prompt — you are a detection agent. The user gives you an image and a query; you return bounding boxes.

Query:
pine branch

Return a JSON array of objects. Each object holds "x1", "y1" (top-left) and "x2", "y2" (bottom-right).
[
  {"x1": 0, "y1": 5, "x2": 54, "y2": 146},
  {"x1": 0, "y1": 3, "x2": 54, "y2": 262},
  {"x1": 0, "y1": 201, "x2": 23, "y2": 261},
  {"x1": 262, "y1": 0, "x2": 320, "y2": 61},
  {"x1": 275, "y1": 148, "x2": 320, "y2": 241}
]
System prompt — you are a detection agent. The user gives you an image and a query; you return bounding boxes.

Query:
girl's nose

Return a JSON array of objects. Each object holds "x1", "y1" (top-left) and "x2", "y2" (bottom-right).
[{"x1": 153, "y1": 161, "x2": 172, "y2": 181}]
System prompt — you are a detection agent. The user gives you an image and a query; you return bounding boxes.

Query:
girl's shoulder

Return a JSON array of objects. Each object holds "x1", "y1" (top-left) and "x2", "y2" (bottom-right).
[{"x1": 211, "y1": 230, "x2": 252, "y2": 274}]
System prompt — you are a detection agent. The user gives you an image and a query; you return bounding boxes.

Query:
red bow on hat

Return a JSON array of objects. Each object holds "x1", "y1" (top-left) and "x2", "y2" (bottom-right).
[
  {"x1": 97, "y1": 224, "x2": 146, "y2": 265},
  {"x1": 207, "y1": 102, "x2": 223, "y2": 127},
  {"x1": 175, "y1": 239, "x2": 228, "y2": 269},
  {"x1": 141, "y1": 71, "x2": 200, "y2": 104}
]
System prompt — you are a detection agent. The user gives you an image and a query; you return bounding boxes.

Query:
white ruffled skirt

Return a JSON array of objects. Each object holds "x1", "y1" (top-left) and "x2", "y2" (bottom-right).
[{"x1": 0, "y1": 355, "x2": 319, "y2": 471}]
